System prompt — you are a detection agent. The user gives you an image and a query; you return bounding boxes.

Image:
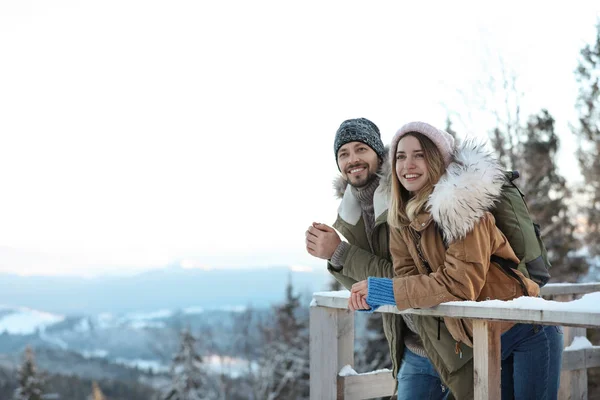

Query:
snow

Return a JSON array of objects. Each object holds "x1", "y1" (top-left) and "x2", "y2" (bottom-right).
[
  {"x1": 339, "y1": 365, "x2": 357, "y2": 376},
  {"x1": 312, "y1": 290, "x2": 352, "y2": 307},
  {"x1": 565, "y1": 336, "x2": 594, "y2": 351},
  {"x1": 313, "y1": 289, "x2": 600, "y2": 312},
  {"x1": 39, "y1": 330, "x2": 68, "y2": 349},
  {"x1": 121, "y1": 309, "x2": 173, "y2": 329},
  {"x1": 314, "y1": 290, "x2": 351, "y2": 299},
  {"x1": 74, "y1": 317, "x2": 91, "y2": 333},
  {"x1": 115, "y1": 357, "x2": 170, "y2": 373},
  {"x1": 338, "y1": 364, "x2": 392, "y2": 377},
  {"x1": 114, "y1": 354, "x2": 258, "y2": 377},
  {"x1": 128, "y1": 320, "x2": 166, "y2": 329},
  {"x1": 82, "y1": 349, "x2": 109, "y2": 359},
  {"x1": 124, "y1": 309, "x2": 174, "y2": 321},
  {"x1": 96, "y1": 313, "x2": 116, "y2": 329},
  {"x1": 219, "y1": 305, "x2": 247, "y2": 313},
  {"x1": 0, "y1": 307, "x2": 64, "y2": 335},
  {"x1": 183, "y1": 306, "x2": 205, "y2": 314},
  {"x1": 441, "y1": 291, "x2": 600, "y2": 312},
  {"x1": 203, "y1": 354, "x2": 259, "y2": 378}
]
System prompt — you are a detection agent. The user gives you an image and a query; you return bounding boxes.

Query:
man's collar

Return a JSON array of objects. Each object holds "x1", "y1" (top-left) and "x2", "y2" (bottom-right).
[{"x1": 338, "y1": 181, "x2": 389, "y2": 225}]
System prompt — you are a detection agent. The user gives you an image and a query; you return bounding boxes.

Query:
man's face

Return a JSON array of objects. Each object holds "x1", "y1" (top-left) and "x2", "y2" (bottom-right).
[{"x1": 337, "y1": 141, "x2": 380, "y2": 188}]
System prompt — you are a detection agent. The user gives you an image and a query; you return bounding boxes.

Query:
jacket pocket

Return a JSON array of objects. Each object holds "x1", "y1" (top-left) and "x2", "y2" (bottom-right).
[
  {"x1": 478, "y1": 283, "x2": 517, "y2": 301},
  {"x1": 416, "y1": 316, "x2": 472, "y2": 374}
]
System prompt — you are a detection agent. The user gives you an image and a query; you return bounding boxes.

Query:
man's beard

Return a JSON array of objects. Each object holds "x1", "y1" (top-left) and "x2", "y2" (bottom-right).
[{"x1": 348, "y1": 170, "x2": 379, "y2": 189}]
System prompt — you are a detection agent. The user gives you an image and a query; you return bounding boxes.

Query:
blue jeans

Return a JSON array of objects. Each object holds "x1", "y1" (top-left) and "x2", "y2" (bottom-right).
[
  {"x1": 397, "y1": 347, "x2": 450, "y2": 400},
  {"x1": 501, "y1": 323, "x2": 563, "y2": 400}
]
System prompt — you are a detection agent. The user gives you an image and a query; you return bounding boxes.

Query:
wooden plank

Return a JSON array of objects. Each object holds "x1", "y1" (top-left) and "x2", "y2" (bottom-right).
[
  {"x1": 339, "y1": 370, "x2": 395, "y2": 400},
  {"x1": 556, "y1": 293, "x2": 583, "y2": 400},
  {"x1": 570, "y1": 369, "x2": 587, "y2": 400},
  {"x1": 312, "y1": 292, "x2": 600, "y2": 328},
  {"x1": 562, "y1": 348, "x2": 586, "y2": 371},
  {"x1": 584, "y1": 346, "x2": 600, "y2": 369},
  {"x1": 562, "y1": 346, "x2": 600, "y2": 370},
  {"x1": 309, "y1": 305, "x2": 354, "y2": 400},
  {"x1": 473, "y1": 320, "x2": 501, "y2": 400},
  {"x1": 541, "y1": 283, "x2": 600, "y2": 297}
]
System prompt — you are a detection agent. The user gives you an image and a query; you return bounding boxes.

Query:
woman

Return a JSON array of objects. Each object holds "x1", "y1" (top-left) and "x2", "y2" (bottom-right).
[{"x1": 349, "y1": 122, "x2": 563, "y2": 400}]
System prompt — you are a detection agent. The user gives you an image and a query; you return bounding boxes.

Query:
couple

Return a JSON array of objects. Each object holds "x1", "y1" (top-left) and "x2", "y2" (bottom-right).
[{"x1": 305, "y1": 118, "x2": 563, "y2": 400}]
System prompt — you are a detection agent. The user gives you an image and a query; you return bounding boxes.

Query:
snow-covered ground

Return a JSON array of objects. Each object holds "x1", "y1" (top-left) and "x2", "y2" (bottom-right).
[
  {"x1": 115, "y1": 357, "x2": 170, "y2": 373},
  {"x1": 0, "y1": 306, "x2": 64, "y2": 335},
  {"x1": 115, "y1": 354, "x2": 258, "y2": 378}
]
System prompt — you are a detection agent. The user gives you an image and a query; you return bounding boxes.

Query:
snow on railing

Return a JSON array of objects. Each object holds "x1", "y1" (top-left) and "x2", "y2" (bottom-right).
[{"x1": 310, "y1": 282, "x2": 600, "y2": 400}]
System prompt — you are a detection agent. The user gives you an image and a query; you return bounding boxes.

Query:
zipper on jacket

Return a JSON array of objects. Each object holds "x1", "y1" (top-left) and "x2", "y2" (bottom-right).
[
  {"x1": 411, "y1": 230, "x2": 432, "y2": 274},
  {"x1": 455, "y1": 341, "x2": 463, "y2": 359},
  {"x1": 437, "y1": 317, "x2": 441, "y2": 340}
]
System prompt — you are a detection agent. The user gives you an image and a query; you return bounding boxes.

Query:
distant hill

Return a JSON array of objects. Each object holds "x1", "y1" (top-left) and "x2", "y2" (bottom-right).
[{"x1": 0, "y1": 265, "x2": 333, "y2": 315}]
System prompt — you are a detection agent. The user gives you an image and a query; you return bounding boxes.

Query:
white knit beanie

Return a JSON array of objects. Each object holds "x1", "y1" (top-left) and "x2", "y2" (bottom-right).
[{"x1": 390, "y1": 121, "x2": 455, "y2": 167}]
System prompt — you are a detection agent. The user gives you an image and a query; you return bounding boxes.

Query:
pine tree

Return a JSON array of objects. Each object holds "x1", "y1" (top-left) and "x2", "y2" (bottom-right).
[
  {"x1": 356, "y1": 313, "x2": 390, "y2": 373},
  {"x1": 481, "y1": 66, "x2": 584, "y2": 281},
  {"x1": 163, "y1": 330, "x2": 214, "y2": 400},
  {"x1": 574, "y1": 21, "x2": 600, "y2": 258},
  {"x1": 444, "y1": 115, "x2": 458, "y2": 139},
  {"x1": 328, "y1": 277, "x2": 342, "y2": 291},
  {"x1": 520, "y1": 110, "x2": 586, "y2": 281},
  {"x1": 90, "y1": 381, "x2": 106, "y2": 400},
  {"x1": 230, "y1": 306, "x2": 258, "y2": 399},
  {"x1": 255, "y1": 279, "x2": 309, "y2": 400},
  {"x1": 486, "y1": 71, "x2": 524, "y2": 171},
  {"x1": 13, "y1": 347, "x2": 44, "y2": 400}
]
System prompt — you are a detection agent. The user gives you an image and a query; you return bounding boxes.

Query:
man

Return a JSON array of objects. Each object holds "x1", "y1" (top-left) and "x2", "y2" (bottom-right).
[{"x1": 305, "y1": 118, "x2": 454, "y2": 399}]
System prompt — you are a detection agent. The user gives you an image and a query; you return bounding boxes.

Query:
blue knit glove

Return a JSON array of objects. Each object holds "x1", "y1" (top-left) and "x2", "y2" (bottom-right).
[{"x1": 357, "y1": 277, "x2": 396, "y2": 313}]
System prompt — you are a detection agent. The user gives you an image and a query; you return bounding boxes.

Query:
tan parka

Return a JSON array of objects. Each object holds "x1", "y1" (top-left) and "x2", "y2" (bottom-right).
[
  {"x1": 386, "y1": 142, "x2": 540, "y2": 399},
  {"x1": 392, "y1": 211, "x2": 539, "y2": 346}
]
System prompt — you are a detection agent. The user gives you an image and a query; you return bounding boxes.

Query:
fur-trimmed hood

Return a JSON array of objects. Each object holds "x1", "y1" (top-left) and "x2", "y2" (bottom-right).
[
  {"x1": 333, "y1": 147, "x2": 392, "y2": 224},
  {"x1": 428, "y1": 140, "x2": 506, "y2": 244}
]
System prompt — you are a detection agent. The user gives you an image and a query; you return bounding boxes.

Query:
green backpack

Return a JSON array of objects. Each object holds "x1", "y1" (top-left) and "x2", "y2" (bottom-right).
[{"x1": 490, "y1": 171, "x2": 552, "y2": 292}]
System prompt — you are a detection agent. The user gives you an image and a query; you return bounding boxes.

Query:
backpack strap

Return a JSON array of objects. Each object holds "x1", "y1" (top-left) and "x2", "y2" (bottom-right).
[{"x1": 490, "y1": 255, "x2": 530, "y2": 297}]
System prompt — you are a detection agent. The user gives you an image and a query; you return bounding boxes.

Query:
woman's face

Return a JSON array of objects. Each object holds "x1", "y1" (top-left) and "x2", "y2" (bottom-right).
[{"x1": 395, "y1": 135, "x2": 429, "y2": 193}]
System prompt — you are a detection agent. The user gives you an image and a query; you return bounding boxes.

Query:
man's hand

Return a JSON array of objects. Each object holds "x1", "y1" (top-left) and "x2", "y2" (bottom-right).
[
  {"x1": 305, "y1": 222, "x2": 341, "y2": 259},
  {"x1": 349, "y1": 280, "x2": 370, "y2": 311}
]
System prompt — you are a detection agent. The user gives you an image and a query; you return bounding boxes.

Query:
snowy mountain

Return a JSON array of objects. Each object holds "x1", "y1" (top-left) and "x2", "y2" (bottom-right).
[
  {"x1": 0, "y1": 306, "x2": 64, "y2": 335},
  {"x1": 0, "y1": 302, "x2": 275, "y2": 378},
  {"x1": 0, "y1": 264, "x2": 336, "y2": 383},
  {"x1": 0, "y1": 265, "x2": 331, "y2": 315}
]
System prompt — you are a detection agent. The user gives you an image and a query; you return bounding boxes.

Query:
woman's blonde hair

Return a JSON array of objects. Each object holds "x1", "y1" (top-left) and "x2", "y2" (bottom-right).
[{"x1": 388, "y1": 132, "x2": 448, "y2": 228}]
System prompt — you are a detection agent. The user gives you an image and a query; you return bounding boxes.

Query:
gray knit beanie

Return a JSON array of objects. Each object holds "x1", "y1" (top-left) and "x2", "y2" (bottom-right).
[{"x1": 334, "y1": 118, "x2": 385, "y2": 167}]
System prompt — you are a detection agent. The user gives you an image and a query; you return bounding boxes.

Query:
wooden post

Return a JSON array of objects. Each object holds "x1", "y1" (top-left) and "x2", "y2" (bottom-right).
[
  {"x1": 555, "y1": 294, "x2": 588, "y2": 400},
  {"x1": 473, "y1": 319, "x2": 501, "y2": 400},
  {"x1": 560, "y1": 324, "x2": 588, "y2": 400},
  {"x1": 310, "y1": 305, "x2": 354, "y2": 400}
]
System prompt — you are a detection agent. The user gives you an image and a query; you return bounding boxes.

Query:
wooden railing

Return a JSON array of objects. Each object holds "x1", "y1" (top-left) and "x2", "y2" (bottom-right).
[{"x1": 309, "y1": 282, "x2": 600, "y2": 400}]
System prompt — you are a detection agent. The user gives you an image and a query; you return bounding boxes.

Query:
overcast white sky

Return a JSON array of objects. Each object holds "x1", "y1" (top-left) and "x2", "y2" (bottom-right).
[{"x1": 0, "y1": 1, "x2": 598, "y2": 276}]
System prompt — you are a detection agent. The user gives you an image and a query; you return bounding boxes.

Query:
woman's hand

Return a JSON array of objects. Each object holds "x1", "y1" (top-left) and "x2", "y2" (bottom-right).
[
  {"x1": 348, "y1": 280, "x2": 370, "y2": 311},
  {"x1": 351, "y1": 280, "x2": 368, "y2": 296}
]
